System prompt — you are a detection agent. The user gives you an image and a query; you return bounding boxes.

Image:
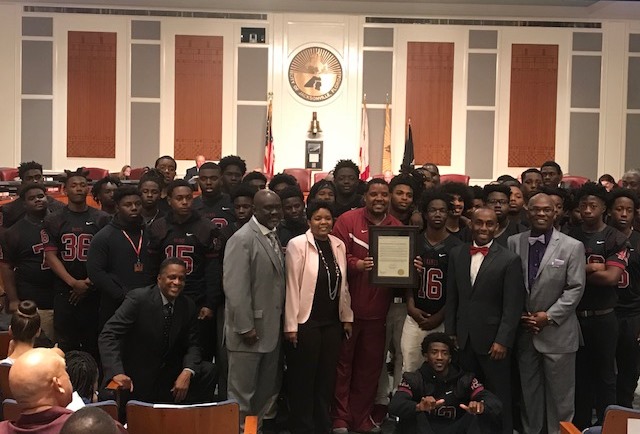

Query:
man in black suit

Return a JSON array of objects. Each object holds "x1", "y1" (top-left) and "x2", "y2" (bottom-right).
[
  {"x1": 445, "y1": 207, "x2": 525, "y2": 434},
  {"x1": 99, "y1": 257, "x2": 216, "y2": 404},
  {"x1": 184, "y1": 155, "x2": 205, "y2": 182}
]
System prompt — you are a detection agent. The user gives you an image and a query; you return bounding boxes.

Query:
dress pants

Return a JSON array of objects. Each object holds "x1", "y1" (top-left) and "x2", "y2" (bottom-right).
[
  {"x1": 215, "y1": 304, "x2": 228, "y2": 400},
  {"x1": 516, "y1": 329, "x2": 576, "y2": 434},
  {"x1": 458, "y1": 339, "x2": 511, "y2": 434},
  {"x1": 574, "y1": 312, "x2": 618, "y2": 429},
  {"x1": 227, "y1": 340, "x2": 281, "y2": 430},
  {"x1": 54, "y1": 292, "x2": 99, "y2": 363},
  {"x1": 375, "y1": 302, "x2": 406, "y2": 406},
  {"x1": 285, "y1": 322, "x2": 342, "y2": 434},
  {"x1": 332, "y1": 318, "x2": 386, "y2": 432},
  {"x1": 150, "y1": 360, "x2": 218, "y2": 404},
  {"x1": 198, "y1": 315, "x2": 216, "y2": 362},
  {"x1": 615, "y1": 311, "x2": 640, "y2": 408},
  {"x1": 400, "y1": 315, "x2": 445, "y2": 372}
]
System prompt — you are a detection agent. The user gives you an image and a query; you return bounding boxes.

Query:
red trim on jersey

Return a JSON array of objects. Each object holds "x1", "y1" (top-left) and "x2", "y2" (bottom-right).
[
  {"x1": 605, "y1": 261, "x2": 626, "y2": 270},
  {"x1": 397, "y1": 386, "x2": 413, "y2": 397},
  {"x1": 470, "y1": 385, "x2": 485, "y2": 399},
  {"x1": 43, "y1": 246, "x2": 58, "y2": 253}
]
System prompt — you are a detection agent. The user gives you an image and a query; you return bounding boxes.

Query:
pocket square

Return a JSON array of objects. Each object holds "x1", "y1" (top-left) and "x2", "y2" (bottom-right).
[{"x1": 551, "y1": 259, "x2": 565, "y2": 268}]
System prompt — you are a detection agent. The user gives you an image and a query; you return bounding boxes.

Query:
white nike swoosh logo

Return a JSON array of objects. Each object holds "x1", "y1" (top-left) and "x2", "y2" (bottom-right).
[
  {"x1": 439, "y1": 253, "x2": 446, "y2": 257},
  {"x1": 186, "y1": 233, "x2": 193, "y2": 236},
  {"x1": 85, "y1": 222, "x2": 94, "y2": 225},
  {"x1": 361, "y1": 229, "x2": 368, "y2": 233},
  {"x1": 596, "y1": 240, "x2": 605, "y2": 244},
  {"x1": 221, "y1": 207, "x2": 231, "y2": 211}
]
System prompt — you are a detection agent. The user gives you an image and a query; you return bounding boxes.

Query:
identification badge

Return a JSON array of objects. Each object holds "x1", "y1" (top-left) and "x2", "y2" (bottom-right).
[{"x1": 134, "y1": 262, "x2": 144, "y2": 272}]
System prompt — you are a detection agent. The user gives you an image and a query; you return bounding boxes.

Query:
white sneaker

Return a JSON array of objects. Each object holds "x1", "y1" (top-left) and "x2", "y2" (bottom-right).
[{"x1": 332, "y1": 428, "x2": 348, "y2": 434}]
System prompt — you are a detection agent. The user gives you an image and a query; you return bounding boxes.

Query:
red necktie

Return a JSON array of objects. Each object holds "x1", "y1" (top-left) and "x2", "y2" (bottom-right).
[{"x1": 469, "y1": 246, "x2": 489, "y2": 256}]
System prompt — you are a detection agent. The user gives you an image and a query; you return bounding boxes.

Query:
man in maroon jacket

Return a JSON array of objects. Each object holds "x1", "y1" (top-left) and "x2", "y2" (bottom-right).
[
  {"x1": 331, "y1": 178, "x2": 403, "y2": 433},
  {"x1": 0, "y1": 348, "x2": 127, "y2": 434}
]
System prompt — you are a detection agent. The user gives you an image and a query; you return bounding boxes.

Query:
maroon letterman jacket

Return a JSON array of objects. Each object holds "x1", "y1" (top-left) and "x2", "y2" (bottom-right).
[{"x1": 332, "y1": 207, "x2": 402, "y2": 320}]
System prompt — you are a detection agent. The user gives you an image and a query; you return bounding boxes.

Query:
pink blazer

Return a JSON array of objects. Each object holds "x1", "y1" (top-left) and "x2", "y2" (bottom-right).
[{"x1": 285, "y1": 230, "x2": 353, "y2": 332}]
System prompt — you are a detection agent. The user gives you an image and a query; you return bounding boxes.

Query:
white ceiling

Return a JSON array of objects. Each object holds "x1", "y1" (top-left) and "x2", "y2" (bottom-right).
[{"x1": 4, "y1": 0, "x2": 640, "y2": 19}]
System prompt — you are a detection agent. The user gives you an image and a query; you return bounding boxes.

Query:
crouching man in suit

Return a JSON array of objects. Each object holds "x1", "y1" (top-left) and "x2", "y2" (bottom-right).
[
  {"x1": 99, "y1": 257, "x2": 217, "y2": 404},
  {"x1": 508, "y1": 193, "x2": 585, "y2": 434},
  {"x1": 389, "y1": 333, "x2": 502, "y2": 434}
]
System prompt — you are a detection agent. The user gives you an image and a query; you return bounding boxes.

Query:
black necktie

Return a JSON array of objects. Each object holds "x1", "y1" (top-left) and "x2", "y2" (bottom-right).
[{"x1": 163, "y1": 302, "x2": 173, "y2": 346}]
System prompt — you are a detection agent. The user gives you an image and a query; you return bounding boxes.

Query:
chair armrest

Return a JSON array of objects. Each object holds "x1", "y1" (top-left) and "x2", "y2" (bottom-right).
[
  {"x1": 560, "y1": 421, "x2": 582, "y2": 434},
  {"x1": 106, "y1": 380, "x2": 121, "y2": 390},
  {"x1": 243, "y1": 415, "x2": 258, "y2": 434}
]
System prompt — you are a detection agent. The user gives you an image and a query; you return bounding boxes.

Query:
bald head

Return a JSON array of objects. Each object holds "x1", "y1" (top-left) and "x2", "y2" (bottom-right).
[
  {"x1": 10, "y1": 348, "x2": 72, "y2": 410},
  {"x1": 61, "y1": 407, "x2": 118, "y2": 434},
  {"x1": 253, "y1": 190, "x2": 283, "y2": 230},
  {"x1": 195, "y1": 155, "x2": 205, "y2": 168},
  {"x1": 527, "y1": 193, "x2": 555, "y2": 233}
]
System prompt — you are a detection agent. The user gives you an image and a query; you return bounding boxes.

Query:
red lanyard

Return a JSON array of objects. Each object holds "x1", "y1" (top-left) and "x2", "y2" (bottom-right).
[{"x1": 122, "y1": 230, "x2": 143, "y2": 262}]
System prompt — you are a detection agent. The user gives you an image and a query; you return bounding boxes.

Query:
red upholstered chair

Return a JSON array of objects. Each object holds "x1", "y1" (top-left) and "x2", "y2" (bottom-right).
[
  {"x1": 129, "y1": 167, "x2": 148, "y2": 180},
  {"x1": 283, "y1": 168, "x2": 311, "y2": 193},
  {"x1": 562, "y1": 175, "x2": 589, "y2": 189},
  {"x1": 440, "y1": 174, "x2": 470, "y2": 185},
  {"x1": 313, "y1": 172, "x2": 329, "y2": 184},
  {"x1": 0, "y1": 168, "x2": 19, "y2": 181},
  {"x1": 84, "y1": 167, "x2": 110, "y2": 182}
]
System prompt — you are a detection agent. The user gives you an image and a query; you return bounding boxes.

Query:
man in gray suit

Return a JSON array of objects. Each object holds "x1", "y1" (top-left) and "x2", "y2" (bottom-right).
[
  {"x1": 223, "y1": 190, "x2": 285, "y2": 429},
  {"x1": 508, "y1": 193, "x2": 585, "y2": 434}
]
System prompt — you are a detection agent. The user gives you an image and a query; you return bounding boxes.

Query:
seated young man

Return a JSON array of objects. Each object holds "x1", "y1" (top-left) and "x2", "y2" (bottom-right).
[{"x1": 389, "y1": 333, "x2": 502, "y2": 434}]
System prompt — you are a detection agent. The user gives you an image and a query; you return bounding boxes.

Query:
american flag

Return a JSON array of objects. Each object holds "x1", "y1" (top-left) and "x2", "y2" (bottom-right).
[{"x1": 263, "y1": 97, "x2": 274, "y2": 178}]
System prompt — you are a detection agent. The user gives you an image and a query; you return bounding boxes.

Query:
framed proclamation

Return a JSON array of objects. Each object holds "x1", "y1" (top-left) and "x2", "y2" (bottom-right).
[{"x1": 369, "y1": 225, "x2": 420, "y2": 288}]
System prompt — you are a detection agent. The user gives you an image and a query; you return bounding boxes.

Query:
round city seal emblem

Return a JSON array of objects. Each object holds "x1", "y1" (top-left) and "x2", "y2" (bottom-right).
[{"x1": 288, "y1": 46, "x2": 343, "y2": 102}]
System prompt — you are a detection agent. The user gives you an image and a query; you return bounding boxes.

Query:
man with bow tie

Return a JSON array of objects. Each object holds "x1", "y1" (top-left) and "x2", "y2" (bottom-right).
[
  {"x1": 445, "y1": 207, "x2": 525, "y2": 434},
  {"x1": 508, "y1": 193, "x2": 585, "y2": 434}
]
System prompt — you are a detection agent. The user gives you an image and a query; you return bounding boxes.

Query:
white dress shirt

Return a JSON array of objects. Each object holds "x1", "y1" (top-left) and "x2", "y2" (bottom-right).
[{"x1": 470, "y1": 240, "x2": 493, "y2": 286}]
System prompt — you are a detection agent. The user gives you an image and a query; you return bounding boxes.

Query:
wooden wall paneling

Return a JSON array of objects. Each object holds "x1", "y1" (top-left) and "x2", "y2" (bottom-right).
[
  {"x1": 405, "y1": 42, "x2": 454, "y2": 166},
  {"x1": 66, "y1": 31, "x2": 117, "y2": 158},
  {"x1": 508, "y1": 44, "x2": 558, "y2": 167},
  {"x1": 174, "y1": 35, "x2": 223, "y2": 161}
]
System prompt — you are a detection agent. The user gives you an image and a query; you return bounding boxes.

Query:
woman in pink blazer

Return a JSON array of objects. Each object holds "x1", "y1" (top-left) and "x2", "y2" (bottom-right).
[{"x1": 284, "y1": 201, "x2": 353, "y2": 434}]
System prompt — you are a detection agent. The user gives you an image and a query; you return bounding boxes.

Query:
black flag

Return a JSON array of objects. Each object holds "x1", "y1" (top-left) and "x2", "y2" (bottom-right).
[{"x1": 402, "y1": 123, "x2": 414, "y2": 169}]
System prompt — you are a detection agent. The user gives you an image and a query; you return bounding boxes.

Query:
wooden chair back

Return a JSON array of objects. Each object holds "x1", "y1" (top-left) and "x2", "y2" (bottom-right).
[
  {"x1": 560, "y1": 421, "x2": 582, "y2": 434},
  {"x1": 602, "y1": 405, "x2": 640, "y2": 434},
  {"x1": 0, "y1": 365, "x2": 12, "y2": 400},
  {"x1": 126, "y1": 400, "x2": 250, "y2": 434},
  {"x1": 0, "y1": 332, "x2": 10, "y2": 359},
  {"x1": 88, "y1": 400, "x2": 119, "y2": 421},
  {"x1": 2, "y1": 399, "x2": 20, "y2": 422}
]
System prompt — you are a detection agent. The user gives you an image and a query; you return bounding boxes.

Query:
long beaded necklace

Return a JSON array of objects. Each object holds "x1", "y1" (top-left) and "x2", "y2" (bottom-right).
[{"x1": 315, "y1": 239, "x2": 341, "y2": 301}]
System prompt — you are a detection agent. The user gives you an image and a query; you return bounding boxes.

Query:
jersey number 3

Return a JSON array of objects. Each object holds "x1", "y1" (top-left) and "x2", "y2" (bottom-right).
[{"x1": 60, "y1": 233, "x2": 92, "y2": 262}]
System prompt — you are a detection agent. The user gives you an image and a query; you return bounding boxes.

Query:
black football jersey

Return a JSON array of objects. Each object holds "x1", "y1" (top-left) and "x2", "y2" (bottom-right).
[
  {"x1": 616, "y1": 230, "x2": 640, "y2": 316},
  {"x1": 43, "y1": 207, "x2": 110, "y2": 292},
  {"x1": 192, "y1": 194, "x2": 236, "y2": 229},
  {"x1": 568, "y1": 225, "x2": 629, "y2": 310},
  {"x1": 414, "y1": 235, "x2": 463, "y2": 314},
  {"x1": 0, "y1": 215, "x2": 55, "y2": 308},
  {"x1": 147, "y1": 212, "x2": 220, "y2": 308}
]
